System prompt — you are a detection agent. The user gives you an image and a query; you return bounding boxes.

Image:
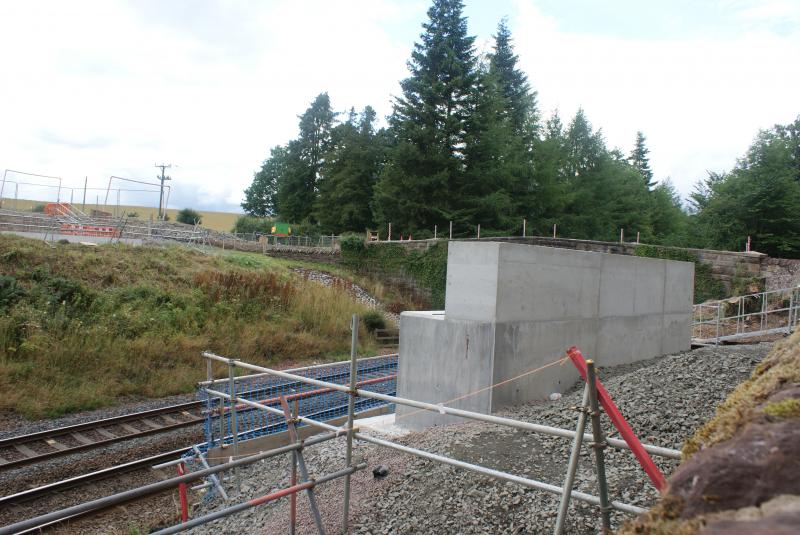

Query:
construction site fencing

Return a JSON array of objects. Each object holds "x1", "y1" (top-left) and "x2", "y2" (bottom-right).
[
  {"x1": 198, "y1": 354, "x2": 398, "y2": 451},
  {"x1": 0, "y1": 316, "x2": 684, "y2": 535},
  {"x1": 198, "y1": 337, "x2": 679, "y2": 534},
  {"x1": 0, "y1": 208, "x2": 205, "y2": 244},
  {"x1": 693, "y1": 285, "x2": 800, "y2": 345}
]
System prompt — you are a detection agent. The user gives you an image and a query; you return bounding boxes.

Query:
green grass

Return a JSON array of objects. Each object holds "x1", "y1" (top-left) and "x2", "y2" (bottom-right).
[{"x1": 0, "y1": 235, "x2": 376, "y2": 418}]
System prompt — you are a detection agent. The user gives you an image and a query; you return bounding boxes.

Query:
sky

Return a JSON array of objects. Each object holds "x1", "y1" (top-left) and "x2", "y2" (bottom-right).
[{"x1": 0, "y1": 0, "x2": 798, "y2": 213}]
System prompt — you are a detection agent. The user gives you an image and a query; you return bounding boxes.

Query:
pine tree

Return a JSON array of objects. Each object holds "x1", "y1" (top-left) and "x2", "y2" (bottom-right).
[
  {"x1": 488, "y1": 18, "x2": 538, "y2": 138},
  {"x1": 528, "y1": 110, "x2": 570, "y2": 230},
  {"x1": 649, "y1": 179, "x2": 689, "y2": 245},
  {"x1": 565, "y1": 108, "x2": 603, "y2": 179},
  {"x1": 373, "y1": 0, "x2": 477, "y2": 234},
  {"x1": 629, "y1": 131, "x2": 655, "y2": 188},
  {"x1": 457, "y1": 63, "x2": 520, "y2": 233}
]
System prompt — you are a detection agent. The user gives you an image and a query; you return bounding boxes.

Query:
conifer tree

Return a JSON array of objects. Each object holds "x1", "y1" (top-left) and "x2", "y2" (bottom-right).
[
  {"x1": 457, "y1": 63, "x2": 520, "y2": 232},
  {"x1": 629, "y1": 131, "x2": 655, "y2": 188},
  {"x1": 274, "y1": 93, "x2": 335, "y2": 222},
  {"x1": 488, "y1": 18, "x2": 538, "y2": 138},
  {"x1": 373, "y1": 0, "x2": 477, "y2": 233}
]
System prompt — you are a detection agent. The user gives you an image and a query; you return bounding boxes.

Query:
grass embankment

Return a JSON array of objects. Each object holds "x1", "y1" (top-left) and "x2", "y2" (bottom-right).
[{"x1": 0, "y1": 235, "x2": 376, "y2": 418}]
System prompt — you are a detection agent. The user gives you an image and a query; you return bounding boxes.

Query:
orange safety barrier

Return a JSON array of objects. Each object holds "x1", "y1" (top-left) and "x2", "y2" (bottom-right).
[
  {"x1": 176, "y1": 462, "x2": 189, "y2": 523},
  {"x1": 567, "y1": 346, "x2": 668, "y2": 492},
  {"x1": 44, "y1": 203, "x2": 72, "y2": 216},
  {"x1": 59, "y1": 223, "x2": 121, "y2": 238}
]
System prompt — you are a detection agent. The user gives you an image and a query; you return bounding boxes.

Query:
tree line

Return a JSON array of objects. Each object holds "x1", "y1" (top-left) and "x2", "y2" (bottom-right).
[{"x1": 242, "y1": 0, "x2": 800, "y2": 258}]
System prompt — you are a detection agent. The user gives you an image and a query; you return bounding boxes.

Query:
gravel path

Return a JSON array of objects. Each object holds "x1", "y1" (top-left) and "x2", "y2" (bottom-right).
[{"x1": 179, "y1": 343, "x2": 771, "y2": 535}]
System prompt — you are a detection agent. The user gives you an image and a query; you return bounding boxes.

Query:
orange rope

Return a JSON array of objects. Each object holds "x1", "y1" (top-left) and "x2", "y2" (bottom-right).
[{"x1": 383, "y1": 354, "x2": 570, "y2": 426}]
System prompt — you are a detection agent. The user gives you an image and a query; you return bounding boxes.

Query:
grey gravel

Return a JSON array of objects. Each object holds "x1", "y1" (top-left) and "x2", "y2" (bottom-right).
[{"x1": 183, "y1": 343, "x2": 771, "y2": 535}]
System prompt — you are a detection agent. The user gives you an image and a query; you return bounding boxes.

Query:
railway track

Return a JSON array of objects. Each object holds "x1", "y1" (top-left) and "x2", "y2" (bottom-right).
[
  {"x1": 0, "y1": 447, "x2": 187, "y2": 534},
  {"x1": 0, "y1": 358, "x2": 398, "y2": 532},
  {"x1": 0, "y1": 401, "x2": 204, "y2": 470}
]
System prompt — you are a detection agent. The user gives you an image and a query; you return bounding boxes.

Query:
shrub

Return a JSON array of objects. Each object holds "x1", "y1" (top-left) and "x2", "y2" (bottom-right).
[
  {"x1": 339, "y1": 234, "x2": 366, "y2": 255},
  {"x1": 233, "y1": 215, "x2": 274, "y2": 235},
  {"x1": 362, "y1": 310, "x2": 386, "y2": 332},
  {"x1": 45, "y1": 276, "x2": 94, "y2": 311},
  {"x1": 176, "y1": 208, "x2": 202, "y2": 225},
  {"x1": 0, "y1": 275, "x2": 24, "y2": 311},
  {"x1": 31, "y1": 204, "x2": 45, "y2": 213}
]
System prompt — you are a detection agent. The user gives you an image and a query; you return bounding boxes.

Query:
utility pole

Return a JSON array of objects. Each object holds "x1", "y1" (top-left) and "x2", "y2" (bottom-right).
[{"x1": 155, "y1": 163, "x2": 172, "y2": 220}]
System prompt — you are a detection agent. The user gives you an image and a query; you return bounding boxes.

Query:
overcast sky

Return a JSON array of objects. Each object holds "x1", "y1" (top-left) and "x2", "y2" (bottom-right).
[{"x1": 0, "y1": 0, "x2": 798, "y2": 213}]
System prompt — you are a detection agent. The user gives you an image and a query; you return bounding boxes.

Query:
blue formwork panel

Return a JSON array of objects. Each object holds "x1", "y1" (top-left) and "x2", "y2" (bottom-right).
[{"x1": 198, "y1": 355, "x2": 398, "y2": 451}]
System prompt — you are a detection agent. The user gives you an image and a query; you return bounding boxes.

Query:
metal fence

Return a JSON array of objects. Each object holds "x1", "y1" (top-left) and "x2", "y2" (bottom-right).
[
  {"x1": 692, "y1": 286, "x2": 800, "y2": 345},
  {"x1": 0, "y1": 209, "x2": 206, "y2": 245},
  {"x1": 0, "y1": 316, "x2": 683, "y2": 535},
  {"x1": 198, "y1": 354, "x2": 398, "y2": 451}
]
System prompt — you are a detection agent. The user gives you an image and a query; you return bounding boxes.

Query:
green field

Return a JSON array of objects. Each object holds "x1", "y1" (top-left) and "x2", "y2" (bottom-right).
[
  {"x1": 0, "y1": 235, "x2": 380, "y2": 418},
  {"x1": 2, "y1": 198, "x2": 243, "y2": 232}
]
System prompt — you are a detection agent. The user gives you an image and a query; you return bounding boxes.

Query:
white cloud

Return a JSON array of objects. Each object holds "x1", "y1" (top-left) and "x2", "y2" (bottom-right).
[
  {"x1": 0, "y1": 0, "x2": 797, "y2": 212},
  {"x1": 512, "y1": 0, "x2": 800, "y2": 196},
  {"x1": 0, "y1": 0, "x2": 420, "y2": 211}
]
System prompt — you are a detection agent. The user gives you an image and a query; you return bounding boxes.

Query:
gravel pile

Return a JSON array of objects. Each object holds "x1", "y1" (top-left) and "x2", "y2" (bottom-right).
[
  {"x1": 292, "y1": 268, "x2": 379, "y2": 307},
  {"x1": 292, "y1": 268, "x2": 400, "y2": 325},
  {"x1": 183, "y1": 343, "x2": 770, "y2": 535}
]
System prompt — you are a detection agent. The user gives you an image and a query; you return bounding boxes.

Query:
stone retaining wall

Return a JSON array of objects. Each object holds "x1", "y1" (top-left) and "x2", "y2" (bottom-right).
[{"x1": 375, "y1": 236, "x2": 768, "y2": 293}]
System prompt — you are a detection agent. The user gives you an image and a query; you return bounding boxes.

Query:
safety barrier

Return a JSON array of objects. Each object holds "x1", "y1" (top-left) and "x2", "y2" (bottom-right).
[
  {"x1": 197, "y1": 354, "x2": 398, "y2": 451},
  {"x1": 693, "y1": 286, "x2": 800, "y2": 345},
  {"x1": 0, "y1": 319, "x2": 681, "y2": 535}
]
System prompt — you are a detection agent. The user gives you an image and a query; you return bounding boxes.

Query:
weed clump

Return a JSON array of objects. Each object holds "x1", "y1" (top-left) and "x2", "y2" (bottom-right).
[
  {"x1": 362, "y1": 310, "x2": 386, "y2": 332},
  {"x1": 763, "y1": 397, "x2": 800, "y2": 419}
]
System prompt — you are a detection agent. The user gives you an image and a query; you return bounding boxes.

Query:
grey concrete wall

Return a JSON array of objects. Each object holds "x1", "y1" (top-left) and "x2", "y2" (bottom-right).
[
  {"x1": 396, "y1": 311, "x2": 495, "y2": 428},
  {"x1": 397, "y1": 241, "x2": 694, "y2": 430}
]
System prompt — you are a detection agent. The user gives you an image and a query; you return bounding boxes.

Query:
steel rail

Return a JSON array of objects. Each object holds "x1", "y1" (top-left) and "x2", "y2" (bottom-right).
[
  {"x1": 0, "y1": 401, "x2": 204, "y2": 469},
  {"x1": 0, "y1": 447, "x2": 187, "y2": 507},
  {"x1": 0, "y1": 432, "x2": 340, "y2": 535}
]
